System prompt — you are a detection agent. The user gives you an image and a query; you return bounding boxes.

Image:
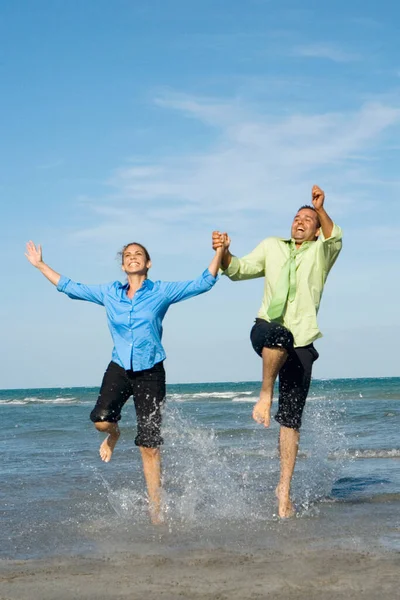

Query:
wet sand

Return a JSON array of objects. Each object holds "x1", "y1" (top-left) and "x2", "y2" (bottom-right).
[{"x1": 1, "y1": 546, "x2": 399, "y2": 600}]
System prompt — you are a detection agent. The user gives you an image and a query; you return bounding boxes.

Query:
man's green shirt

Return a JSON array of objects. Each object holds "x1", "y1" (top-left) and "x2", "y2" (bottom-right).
[{"x1": 222, "y1": 224, "x2": 342, "y2": 347}]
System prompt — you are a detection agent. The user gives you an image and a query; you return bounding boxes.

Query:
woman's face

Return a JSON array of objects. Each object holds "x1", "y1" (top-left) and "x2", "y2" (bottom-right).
[{"x1": 122, "y1": 244, "x2": 151, "y2": 276}]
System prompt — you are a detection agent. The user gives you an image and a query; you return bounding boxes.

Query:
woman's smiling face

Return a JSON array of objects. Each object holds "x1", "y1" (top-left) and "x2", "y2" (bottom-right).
[{"x1": 122, "y1": 244, "x2": 151, "y2": 275}]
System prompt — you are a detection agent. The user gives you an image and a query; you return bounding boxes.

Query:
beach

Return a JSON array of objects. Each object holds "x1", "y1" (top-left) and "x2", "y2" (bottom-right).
[
  {"x1": 1, "y1": 378, "x2": 399, "y2": 598},
  {"x1": 1, "y1": 546, "x2": 399, "y2": 600}
]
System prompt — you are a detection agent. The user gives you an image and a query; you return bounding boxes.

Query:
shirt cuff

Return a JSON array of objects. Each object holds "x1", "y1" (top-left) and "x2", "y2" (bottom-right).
[
  {"x1": 57, "y1": 275, "x2": 70, "y2": 292},
  {"x1": 221, "y1": 256, "x2": 240, "y2": 277},
  {"x1": 204, "y1": 268, "x2": 219, "y2": 284},
  {"x1": 320, "y1": 222, "x2": 342, "y2": 242}
]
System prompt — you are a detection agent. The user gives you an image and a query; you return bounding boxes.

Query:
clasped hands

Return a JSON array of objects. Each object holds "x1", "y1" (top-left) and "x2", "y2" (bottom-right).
[{"x1": 212, "y1": 231, "x2": 230, "y2": 252}]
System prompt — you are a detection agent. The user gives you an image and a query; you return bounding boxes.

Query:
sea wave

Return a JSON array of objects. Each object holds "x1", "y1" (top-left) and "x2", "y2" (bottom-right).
[
  {"x1": 0, "y1": 391, "x2": 342, "y2": 405},
  {"x1": 232, "y1": 396, "x2": 259, "y2": 402},
  {"x1": 168, "y1": 391, "x2": 254, "y2": 402},
  {"x1": 322, "y1": 491, "x2": 400, "y2": 504},
  {"x1": 329, "y1": 448, "x2": 400, "y2": 460},
  {"x1": 168, "y1": 392, "x2": 330, "y2": 403},
  {"x1": 0, "y1": 397, "x2": 80, "y2": 405}
]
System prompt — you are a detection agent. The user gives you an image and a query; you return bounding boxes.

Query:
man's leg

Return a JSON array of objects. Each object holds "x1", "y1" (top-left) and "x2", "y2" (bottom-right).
[
  {"x1": 253, "y1": 346, "x2": 287, "y2": 427},
  {"x1": 274, "y1": 346, "x2": 318, "y2": 518},
  {"x1": 276, "y1": 426, "x2": 299, "y2": 518},
  {"x1": 250, "y1": 319, "x2": 294, "y2": 427},
  {"x1": 90, "y1": 362, "x2": 132, "y2": 463}
]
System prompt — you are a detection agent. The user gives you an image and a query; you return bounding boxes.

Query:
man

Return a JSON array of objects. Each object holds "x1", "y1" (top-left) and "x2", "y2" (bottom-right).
[{"x1": 213, "y1": 185, "x2": 342, "y2": 518}]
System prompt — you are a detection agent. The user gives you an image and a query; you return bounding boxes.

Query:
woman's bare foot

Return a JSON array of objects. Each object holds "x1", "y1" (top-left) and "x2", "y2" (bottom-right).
[
  {"x1": 99, "y1": 432, "x2": 120, "y2": 463},
  {"x1": 275, "y1": 484, "x2": 295, "y2": 518},
  {"x1": 252, "y1": 391, "x2": 272, "y2": 427},
  {"x1": 149, "y1": 505, "x2": 164, "y2": 525}
]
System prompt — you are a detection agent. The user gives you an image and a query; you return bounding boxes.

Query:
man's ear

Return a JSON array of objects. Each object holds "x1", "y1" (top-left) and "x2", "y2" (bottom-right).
[{"x1": 315, "y1": 227, "x2": 321, "y2": 240}]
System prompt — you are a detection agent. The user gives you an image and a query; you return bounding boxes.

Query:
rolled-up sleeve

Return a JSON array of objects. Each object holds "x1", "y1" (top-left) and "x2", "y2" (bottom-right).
[
  {"x1": 320, "y1": 223, "x2": 342, "y2": 272},
  {"x1": 222, "y1": 240, "x2": 267, "y2": 281},
  {"x1": 163, "y1": 269, "x2": 218, "y2": 304},
  {"x1": 57, "y1": 276, "x2": 107, "y2": 305}
]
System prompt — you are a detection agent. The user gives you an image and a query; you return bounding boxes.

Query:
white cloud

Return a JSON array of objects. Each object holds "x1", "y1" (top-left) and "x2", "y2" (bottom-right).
[
  {"x1": 72, "y1": 93, "x2": 400, "y2": 251},
  {"x1": 294, "y1": 43, "x2": 360, "y2": 63},
  {"x1": 36, "y1": 159, "x2": 64, "y2": 170}
]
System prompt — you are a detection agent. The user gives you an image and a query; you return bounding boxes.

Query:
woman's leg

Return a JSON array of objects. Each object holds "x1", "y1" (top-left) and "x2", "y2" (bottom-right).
[
  {"x1": 90, "y1": 362, "x2": 132, "y2": 462},
  {"x1": 139, "y1": 446, "x2": 162, "y2": 524},
  {"x1": 132, "y1": 362, "x2": 166, "y2": 523},
  {"x1": 95, "y1": 421, "x2": 121, "y2": 463}
]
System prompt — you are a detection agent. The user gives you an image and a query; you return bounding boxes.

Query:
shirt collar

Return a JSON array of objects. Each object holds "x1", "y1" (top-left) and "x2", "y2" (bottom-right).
[
  {"x1": 278, "y1": 238, "x2": 315, "y2": 250},
  {"x1": 121, "y1": 278, "x2": 155, "y2": 292},
  {"x1": 141, "y1": 278, "x2": 154, "y2": 291}
]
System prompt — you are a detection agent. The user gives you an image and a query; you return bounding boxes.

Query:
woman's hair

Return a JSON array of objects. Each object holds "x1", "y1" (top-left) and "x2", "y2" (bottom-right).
[{"x1": 118, "y1": 242, "x2": 151, "y2": 265}]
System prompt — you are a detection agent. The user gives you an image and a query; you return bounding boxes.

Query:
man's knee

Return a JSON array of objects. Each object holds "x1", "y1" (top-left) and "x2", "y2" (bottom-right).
[
  {"x1": 279, "y1": 424, "x2": 300, "y2": 440},
  {"x1": 251, "y1": 319, "x2": 294, "y2": 357},
  {"x1": 139, "y1": 446, "x2": 160, "y2": 458},
  {"x1": 261, "y1": 345, "x2": 288, "y2": 360},
  {"x1": 275, "y1": 414, "x2": 302, "y2": 431},
  {"x1": 275, "y1": 399, "x2": 305, "y2": 430}
]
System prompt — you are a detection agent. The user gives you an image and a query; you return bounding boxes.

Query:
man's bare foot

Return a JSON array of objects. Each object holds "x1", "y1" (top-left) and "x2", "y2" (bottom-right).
[
  {"x1": 99, "y1": 433, "x2": 120, "y2": 463},
  {"x1": 275, "y1": 484, "x2": 295, "y2": 518},
  {"x1": 252, "y1": 391, "x2": 272, "y2": 427}
]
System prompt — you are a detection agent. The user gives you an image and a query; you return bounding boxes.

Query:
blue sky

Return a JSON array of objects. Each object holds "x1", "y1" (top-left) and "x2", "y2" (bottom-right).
[{"x1": 2, "y1": 0, "x2": 400, "y2": 388}]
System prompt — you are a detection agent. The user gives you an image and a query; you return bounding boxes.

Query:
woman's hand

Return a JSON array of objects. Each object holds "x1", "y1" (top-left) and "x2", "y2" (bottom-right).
[
  {"x1": 212, "y1": 231, "x2": 232, "y2": 270},
  {"x1": 24, "y1": 241, "x2": 61, "y2": 286},
  {"x1": 25, "y1": 241, "x2": 43, "y2": 268},
  {"x1": 212, "y1": 231, "x2": 230, "y2": 251}
]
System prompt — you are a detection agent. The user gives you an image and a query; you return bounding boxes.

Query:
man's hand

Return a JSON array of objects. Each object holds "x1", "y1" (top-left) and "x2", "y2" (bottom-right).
[
  {"x1": 311, "y1": 185, "x2": 335, "y2": 239},
  {"x1": 311, "y1": 185, "x2": 325, "y2": 212},
  {"x1": 212, "y1": 231, "x2": 230, "y2": 251},
  {"x1": 212, "y1": 231, "x2": 232, "y2": 270}
]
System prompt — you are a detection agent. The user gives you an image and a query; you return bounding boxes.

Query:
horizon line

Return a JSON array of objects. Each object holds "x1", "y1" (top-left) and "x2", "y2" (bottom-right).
[{"x1": 1, "y1": 375, "x2": 399, "y2": 392}]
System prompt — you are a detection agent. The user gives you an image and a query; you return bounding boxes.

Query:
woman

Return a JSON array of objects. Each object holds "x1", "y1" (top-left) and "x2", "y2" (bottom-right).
[{"x1": 25, "y1": 240, "x2": 224, "y2": 523}]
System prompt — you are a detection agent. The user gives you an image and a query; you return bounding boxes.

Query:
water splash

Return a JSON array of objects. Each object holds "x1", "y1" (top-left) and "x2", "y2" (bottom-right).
[
  {"x1": 294, "y1": 396, "x2": 349, "y2": 512},
  {"x1": 88, "y1": 397, "x2": 349, "y2": 528},
  {"x1": 161, "y1": 404, "x2": 256, "y2": 524}
]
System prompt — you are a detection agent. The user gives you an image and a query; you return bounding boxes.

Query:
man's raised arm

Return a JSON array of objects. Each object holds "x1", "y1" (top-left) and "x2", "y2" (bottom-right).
[{"x1": 312, "y1": 185, "x2": 334, "y2": 239}]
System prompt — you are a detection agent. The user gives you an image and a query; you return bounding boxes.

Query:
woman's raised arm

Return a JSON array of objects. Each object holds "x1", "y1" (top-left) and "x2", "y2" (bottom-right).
[
  {"x1": 25, "y1": 241, "x2": 61, "y2": 286},
  {"x1": 207, "y1": 245, "x2": 225, "y2": 277}
]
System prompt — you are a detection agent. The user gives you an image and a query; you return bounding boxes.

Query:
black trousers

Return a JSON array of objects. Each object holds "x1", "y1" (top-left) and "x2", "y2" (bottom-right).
[
  {"x1": 90, "y1": 361, "x2": 166, "y2": 447},
  {"x1": 250, "y1": 319, "x2": 319, "y2": 430}
]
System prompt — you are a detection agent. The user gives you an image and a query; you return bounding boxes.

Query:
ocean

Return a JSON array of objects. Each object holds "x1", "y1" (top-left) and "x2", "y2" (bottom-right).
[{"x1": 1, "y1": 377, "x2": 399, "y2": 564}]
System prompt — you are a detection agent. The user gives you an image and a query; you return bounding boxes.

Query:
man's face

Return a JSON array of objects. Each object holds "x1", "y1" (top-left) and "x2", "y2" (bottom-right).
[{"x1": 291, "y1": 208, "x2": 320, "y2": 244}]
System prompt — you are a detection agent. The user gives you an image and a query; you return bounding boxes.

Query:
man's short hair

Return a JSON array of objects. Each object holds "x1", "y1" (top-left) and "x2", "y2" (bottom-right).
[{"x1": 297, "y1": 205, "x2": 321, "y2": 228}]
